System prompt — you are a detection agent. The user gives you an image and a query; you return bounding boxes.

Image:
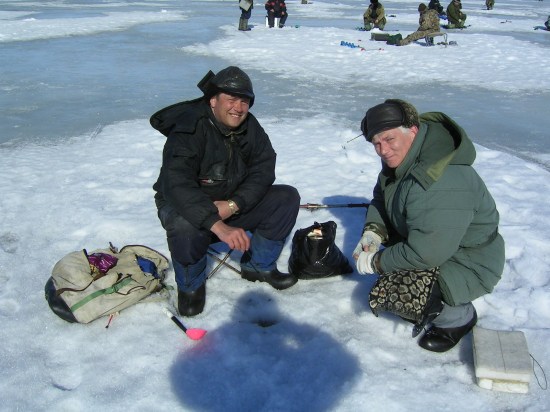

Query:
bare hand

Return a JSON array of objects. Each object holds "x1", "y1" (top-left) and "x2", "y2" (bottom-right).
[{"x1": 210, "y1": 221, "x2": 250, "y2": 252}]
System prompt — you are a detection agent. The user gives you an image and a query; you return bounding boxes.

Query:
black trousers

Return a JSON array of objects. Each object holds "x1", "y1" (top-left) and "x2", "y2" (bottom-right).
[
  {"x1": 157, "y1": 184, "x2": 300, "y2": 266},
  {"x1": 267, "y1": 11, "x2": 288, "y2": 27}
]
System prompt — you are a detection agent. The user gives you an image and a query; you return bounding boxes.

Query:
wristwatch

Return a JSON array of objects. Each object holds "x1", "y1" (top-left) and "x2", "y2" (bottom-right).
[{"x1": 227, "y1": 199, "x2": 238, "y2": 215}]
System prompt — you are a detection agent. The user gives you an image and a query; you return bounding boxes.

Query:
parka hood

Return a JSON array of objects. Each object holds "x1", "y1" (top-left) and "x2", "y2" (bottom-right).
[
  {"x1": 403, "y1": 111, "x2": 476, "y2": 190},
  {"x1": 150, "y1": 97, "x2": 249, "y2": 138},
  {"x1": 150, "y1": 97, "x2": 205, "y2": 137}
]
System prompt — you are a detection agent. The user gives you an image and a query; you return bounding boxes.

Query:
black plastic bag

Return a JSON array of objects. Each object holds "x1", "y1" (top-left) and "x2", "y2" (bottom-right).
[{"x1": 288, "y1": 221, "x2": 353, "y2": 279}]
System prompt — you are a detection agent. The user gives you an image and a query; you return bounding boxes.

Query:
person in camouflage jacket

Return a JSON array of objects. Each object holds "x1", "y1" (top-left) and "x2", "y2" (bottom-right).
[
  {"x1": 446, "y1": 0, "x2": 467, "y2": 28},
  {"x1": 397, "y1": 3, "x2": 440, "y2": 46},
  {"x1": 363, "y1": 0, "x2": 387, "y2": 31}
]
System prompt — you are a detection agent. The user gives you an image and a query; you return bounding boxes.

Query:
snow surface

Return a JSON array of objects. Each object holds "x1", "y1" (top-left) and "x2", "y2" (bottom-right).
[{"x1": 0, "y1": 0, "x2": 549, "y2": 411}]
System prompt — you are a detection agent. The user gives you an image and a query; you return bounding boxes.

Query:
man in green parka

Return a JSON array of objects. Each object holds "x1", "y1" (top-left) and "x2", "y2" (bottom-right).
[{"x1": 354, "y1": 99, "x2": 504, "y2": 353}]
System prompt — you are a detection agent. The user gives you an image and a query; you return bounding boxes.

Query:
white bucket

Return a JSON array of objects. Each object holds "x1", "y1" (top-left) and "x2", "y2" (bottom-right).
[{"x1": 265, "y1": 16, "x2": 280, "y2": 27}]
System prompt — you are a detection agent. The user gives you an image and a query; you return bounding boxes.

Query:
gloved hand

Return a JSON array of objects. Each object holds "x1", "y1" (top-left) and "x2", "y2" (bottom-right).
[
  {"x1": 353, "y1": 230, "x2": 382, "y2": 259},
  {"x1": 356, "y1": 251, "x2": 378, "y2": 275}
]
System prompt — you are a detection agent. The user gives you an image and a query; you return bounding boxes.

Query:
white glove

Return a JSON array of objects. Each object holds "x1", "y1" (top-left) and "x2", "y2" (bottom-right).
[
  {"x1": 356, "y1": 251, "x2": 378, "y2": 275},
  {"x1": 353, "y1": 231, "x2": 382, "y2": 259}
]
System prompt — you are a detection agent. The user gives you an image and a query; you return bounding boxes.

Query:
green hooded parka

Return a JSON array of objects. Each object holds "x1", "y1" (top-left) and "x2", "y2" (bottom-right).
[{"x1": 365, "y1": 112, "x2": 504, "y2": 306}]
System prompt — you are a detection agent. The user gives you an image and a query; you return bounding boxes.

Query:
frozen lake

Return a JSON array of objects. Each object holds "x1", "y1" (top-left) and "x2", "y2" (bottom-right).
[{"x1": 1, "y1": 0, "x2": 549, "y2": 169}]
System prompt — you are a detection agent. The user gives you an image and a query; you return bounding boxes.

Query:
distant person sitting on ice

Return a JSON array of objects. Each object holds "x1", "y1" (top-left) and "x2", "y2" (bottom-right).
[
  {"x1": 545, "y1": 15, "x2": 550, "y2": 31},
  {"x1": 363, "y1": 0, "x2": 387, "y2": 31},
  {"x1": 265, "y1": 0, "x2": 288, "y2": 28},
  {"x1": 485, "y1": 0, "x2": 494, "y2": 11},
  {"x1": 446, "y1": 0, "x2": 467, "y2": 28},
  {"x1": 428, "y1": 0, "x2": 445, "y2": 16},
  {"x1": 389, "y1": 3, "x2": 439, "y2": 46}
]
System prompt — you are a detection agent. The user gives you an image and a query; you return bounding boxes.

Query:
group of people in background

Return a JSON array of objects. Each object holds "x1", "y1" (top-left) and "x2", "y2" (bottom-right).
[
  {"x1": 363, "y1": 0, "x2": 473, "y2": 47},
  {"x1": 238, "y1": 1, "x2": 548, "y2": 40},
  {"x1": 238, "y1": 0, "x2": 288, "y2": 31},
  {"x1": 364, "y1": 0, "x2": 468, "y2": 34}
]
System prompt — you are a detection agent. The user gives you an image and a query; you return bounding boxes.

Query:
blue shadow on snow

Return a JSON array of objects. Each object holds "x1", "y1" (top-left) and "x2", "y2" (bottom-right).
[{"x1": 170, "y1": 290, "x2": 361, "y2": 411}]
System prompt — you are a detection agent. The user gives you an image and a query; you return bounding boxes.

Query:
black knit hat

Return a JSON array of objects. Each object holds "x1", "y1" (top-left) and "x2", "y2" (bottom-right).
[{"x1": 361, "y1": 99, "x2": 419, "y2": 142}]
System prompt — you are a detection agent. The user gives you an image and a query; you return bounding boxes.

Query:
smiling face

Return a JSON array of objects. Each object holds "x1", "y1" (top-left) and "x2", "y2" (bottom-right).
[
  {"x1": 210, "y1": 92, "x2": 250, "y2": 130},
  {"x1": 371, "y1": 126, "x2": 418, "y2": 168}
]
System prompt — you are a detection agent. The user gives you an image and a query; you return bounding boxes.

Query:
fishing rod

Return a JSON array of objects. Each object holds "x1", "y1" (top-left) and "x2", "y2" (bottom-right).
[{"x1": 299, "y1": 202, "x2": 370, "y2": 211}]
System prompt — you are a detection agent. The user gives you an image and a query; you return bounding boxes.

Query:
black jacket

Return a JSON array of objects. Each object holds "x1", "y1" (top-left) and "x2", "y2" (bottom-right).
[
  {"x1": 265, "y1": 0, "x2": 287, "y2": 15},
  {"x1": 151, "y1": 97, "x2": 276, "y2": 231}
]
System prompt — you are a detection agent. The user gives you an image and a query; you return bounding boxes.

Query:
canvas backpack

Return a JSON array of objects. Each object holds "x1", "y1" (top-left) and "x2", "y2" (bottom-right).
[{"x1": 45, "y1": 243, "x2": 170, "y2": 324}]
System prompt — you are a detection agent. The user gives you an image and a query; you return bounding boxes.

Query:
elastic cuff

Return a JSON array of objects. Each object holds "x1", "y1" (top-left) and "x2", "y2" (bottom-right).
[
  {"x1": 372, "y1": 251, "x2": 383, "y2": 274},
  {"x1": 363, "y1": 222, "x2": 388, "y2": 243}
]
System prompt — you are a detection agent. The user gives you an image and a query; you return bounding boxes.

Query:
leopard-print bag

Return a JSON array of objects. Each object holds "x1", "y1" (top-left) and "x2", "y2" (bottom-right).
[{"x1": 368, "y1": 267, "x2": 439, "y2": 322}]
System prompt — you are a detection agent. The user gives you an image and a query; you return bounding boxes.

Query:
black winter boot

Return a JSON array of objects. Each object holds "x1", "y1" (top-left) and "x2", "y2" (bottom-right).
[
  {"x1": 240, "y1": 231, "x2": 298, "y2": 290},
  {"x1": 418, "y1": 310, "x2": 477, "y2": 352},
  {"x1": 178, "y1": 283, "x2": 206, "y2": 317},
  {"x1": 241, "y1": 267, "x2": 297, "y2": 290}
]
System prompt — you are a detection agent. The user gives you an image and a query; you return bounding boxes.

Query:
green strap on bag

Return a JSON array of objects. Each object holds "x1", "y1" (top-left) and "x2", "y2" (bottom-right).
[{"x1": 70, "y1": 276, "x2": 134, "y2": 312}]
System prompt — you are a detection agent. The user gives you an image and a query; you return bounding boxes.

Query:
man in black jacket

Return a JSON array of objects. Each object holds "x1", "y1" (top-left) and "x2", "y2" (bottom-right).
[{"x1": 151, "y1": 66, "x2": 300, "y2": 316}]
